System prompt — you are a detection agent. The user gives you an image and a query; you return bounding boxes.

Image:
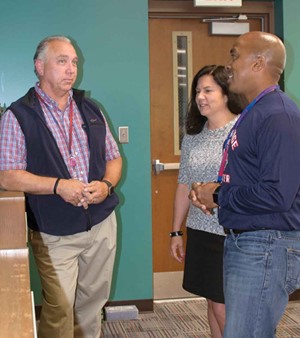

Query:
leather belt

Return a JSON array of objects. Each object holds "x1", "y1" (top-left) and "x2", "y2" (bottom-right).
[{"x1": 223, "y1": 228, "x2": 253, "y2": 235}]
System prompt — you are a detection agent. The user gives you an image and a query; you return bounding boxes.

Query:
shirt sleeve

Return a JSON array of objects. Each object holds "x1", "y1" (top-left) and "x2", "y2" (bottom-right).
[
  {"x1": 101, "y1": 111, "x2": 120, "y2": 161},
  {"x1": 0, "y1": 110, "x2": 27, "y2": 170}
]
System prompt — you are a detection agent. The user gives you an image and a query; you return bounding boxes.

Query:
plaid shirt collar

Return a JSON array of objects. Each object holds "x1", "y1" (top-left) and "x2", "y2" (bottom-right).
[{"x1": 34, "y1": 82, "x2": 73, "y2": 111}]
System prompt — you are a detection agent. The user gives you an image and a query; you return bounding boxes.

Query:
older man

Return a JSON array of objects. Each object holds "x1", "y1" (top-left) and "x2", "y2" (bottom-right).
[{"x1": 0, "y1": 35, "x2": 122, "y2": 338}]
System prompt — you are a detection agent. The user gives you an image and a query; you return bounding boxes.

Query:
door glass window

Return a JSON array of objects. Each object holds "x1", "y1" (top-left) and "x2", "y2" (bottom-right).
[{"x1": 172, "y1": 32, "x2": 192, "y2": 155}]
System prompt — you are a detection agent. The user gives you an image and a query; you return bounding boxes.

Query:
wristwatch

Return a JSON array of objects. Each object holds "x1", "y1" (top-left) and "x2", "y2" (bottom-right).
[
  {"x1": 213, "y1": 185, "x2": 221, "y2": 205},
  {"x1": 102, "y1": 179, "x2": 114, "y2": 196}
]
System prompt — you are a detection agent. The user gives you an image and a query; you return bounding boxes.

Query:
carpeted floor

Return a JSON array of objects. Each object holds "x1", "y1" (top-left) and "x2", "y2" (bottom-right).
[{"x1": 101, "y1": 298, "x2": 300, "y2": 337}]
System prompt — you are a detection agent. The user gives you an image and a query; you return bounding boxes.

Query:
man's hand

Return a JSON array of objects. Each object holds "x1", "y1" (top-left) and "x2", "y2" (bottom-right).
[
  {"x1": 56, "y1": 179, "x2": 88, "y2": 209},
  {"x1": 81, "y1": 180, "x2": 109, "y2": 205},
  {"x1": 189, "y1": 182, "x2": 220, "y2": 214}
]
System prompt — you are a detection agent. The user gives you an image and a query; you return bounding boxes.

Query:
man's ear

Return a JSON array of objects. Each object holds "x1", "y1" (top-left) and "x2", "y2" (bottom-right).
[
  {"x1": 35, "y1": 59, "x2": 44, "y2": 77},
  {"x1": 252, "y1": 55, "x2": 265, "y2": 72}
]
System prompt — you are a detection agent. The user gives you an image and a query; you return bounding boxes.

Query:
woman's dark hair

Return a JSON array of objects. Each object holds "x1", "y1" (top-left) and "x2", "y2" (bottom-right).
[{"x1": 185, "y1": 65, "x2": 244, "y2": 135}]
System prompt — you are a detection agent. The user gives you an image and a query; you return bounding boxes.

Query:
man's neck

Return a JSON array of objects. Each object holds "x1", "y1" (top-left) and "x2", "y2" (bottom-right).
[
  {"x1": 38, "y1": 83, "x2": 70, "y2": 110},
  {"x1": 245, "y1": 82, "x2": 278, "y2": 103}
]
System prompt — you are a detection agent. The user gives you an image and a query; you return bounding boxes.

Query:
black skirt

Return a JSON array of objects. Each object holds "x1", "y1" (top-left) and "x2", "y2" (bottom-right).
[{"x1": 183, "y1": 227, "x2": 225, "y2": 304}]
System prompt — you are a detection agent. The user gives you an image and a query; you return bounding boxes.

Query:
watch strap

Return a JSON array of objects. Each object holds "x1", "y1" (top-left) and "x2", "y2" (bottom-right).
[
  {"x1": 102, "y1": 179, "x2": 114, "y2": 196},
  {"x1": 213, "y1": 185, "x2": 221, "y2": 205}
]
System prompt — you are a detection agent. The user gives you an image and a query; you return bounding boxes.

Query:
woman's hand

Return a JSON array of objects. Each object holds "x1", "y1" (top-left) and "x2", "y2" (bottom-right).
[{"x1": 170, "y1": 236, "x2": 185, "y2": 263}]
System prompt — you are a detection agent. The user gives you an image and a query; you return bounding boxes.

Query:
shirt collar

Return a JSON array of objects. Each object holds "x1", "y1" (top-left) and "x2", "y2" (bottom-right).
[{"x1": 35, "y1": 83, "x2": 73, "y2": 110}]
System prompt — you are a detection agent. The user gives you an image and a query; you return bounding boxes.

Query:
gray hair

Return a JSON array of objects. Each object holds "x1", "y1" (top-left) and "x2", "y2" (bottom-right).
[{"x1": 33, "y1": 35, "x2": 72, "y2": 77}]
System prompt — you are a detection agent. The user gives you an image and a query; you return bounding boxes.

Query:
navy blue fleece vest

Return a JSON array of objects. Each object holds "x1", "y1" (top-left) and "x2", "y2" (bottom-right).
[{"x1": 9, "y1": 88, "x2": 119, "y2": 235}]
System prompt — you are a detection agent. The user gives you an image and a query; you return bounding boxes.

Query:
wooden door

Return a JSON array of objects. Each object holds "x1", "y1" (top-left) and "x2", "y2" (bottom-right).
[{"x1": 149, "y1": 1, "x2": 273, "y2": 299}]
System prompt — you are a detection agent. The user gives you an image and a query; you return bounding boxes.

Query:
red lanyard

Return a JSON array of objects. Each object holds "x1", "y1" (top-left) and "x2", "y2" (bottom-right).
[
  {"x1": 67, "y1": 100, "x2": 76, "y2": 168},
  {"x1": 63, "y1": 99, "x2": 74, "y2": 156},
  {"x1": 217, "y1": 85, "x2": 279, "y2": 183}
]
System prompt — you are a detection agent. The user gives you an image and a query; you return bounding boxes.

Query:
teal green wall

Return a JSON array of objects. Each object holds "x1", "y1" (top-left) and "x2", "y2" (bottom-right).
[
  {"x1": 0, "y1": 0, "x2": 152, "y2": 303},
  {"x1": 282, "y1": 0, "x2": 300, "y2": 107}
]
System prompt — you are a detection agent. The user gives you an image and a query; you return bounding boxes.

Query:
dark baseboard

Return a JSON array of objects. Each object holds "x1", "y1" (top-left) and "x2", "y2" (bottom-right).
[
  {"x1": 35, "y1": 299, "x2": 153, "y2": 320},
  {"x1": 289, "y1": 289, "x2": 300, "y2": 301},
  {"x1": 35, "y1": 305, "x2": 41, "y2": 320}
]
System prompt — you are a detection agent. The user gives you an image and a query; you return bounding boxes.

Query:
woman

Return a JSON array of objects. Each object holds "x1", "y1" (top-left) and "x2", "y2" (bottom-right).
[{"x1": 170, "y1": 65, "x2": 243, "y2": 338}]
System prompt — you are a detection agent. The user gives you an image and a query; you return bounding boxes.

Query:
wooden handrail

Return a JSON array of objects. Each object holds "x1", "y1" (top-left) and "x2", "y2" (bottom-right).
[
  {"x1": 0, "y1": 191, "x2": 35, "y2": 338},
  {"x1": 0, "y1": 191, "x2": 27, "y2": 249}
]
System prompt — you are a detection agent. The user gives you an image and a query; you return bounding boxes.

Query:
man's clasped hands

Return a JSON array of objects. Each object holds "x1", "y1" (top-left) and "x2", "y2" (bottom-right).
[{"x1": 189, "y1": 181, "x2": 221, "y2": 215}]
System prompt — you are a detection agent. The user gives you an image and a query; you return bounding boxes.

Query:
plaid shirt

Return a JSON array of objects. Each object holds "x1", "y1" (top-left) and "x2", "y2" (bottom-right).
[{"x1": 0, "y1": 84, "x2": 120, "y2": 183}]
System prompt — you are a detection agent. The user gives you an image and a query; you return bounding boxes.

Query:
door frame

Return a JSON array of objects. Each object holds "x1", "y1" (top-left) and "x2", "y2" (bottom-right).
[{"x1": 149, "y1": 0, "x2": 274, "y2": 34}]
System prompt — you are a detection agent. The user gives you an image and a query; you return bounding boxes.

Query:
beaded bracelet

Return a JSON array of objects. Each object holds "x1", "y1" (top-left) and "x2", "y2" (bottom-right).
[{"x1": 169, "y1": 231, "x2": 183, "y2": 237}]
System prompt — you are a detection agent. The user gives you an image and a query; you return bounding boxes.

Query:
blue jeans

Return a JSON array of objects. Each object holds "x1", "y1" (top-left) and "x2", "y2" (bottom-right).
[{"x1": 223, "y1": 230, "x2": 300, "y2": 338}]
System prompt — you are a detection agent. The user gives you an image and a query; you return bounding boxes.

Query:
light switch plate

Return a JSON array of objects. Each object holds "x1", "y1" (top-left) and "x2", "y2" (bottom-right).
[{"x1": 118, "y1": 126, "x2": 129, "y2": 143}]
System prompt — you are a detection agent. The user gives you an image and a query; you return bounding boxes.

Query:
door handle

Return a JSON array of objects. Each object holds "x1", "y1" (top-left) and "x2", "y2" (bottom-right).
[{"x1": 152, "y1": 159, "x2": 180, "y2": 175}]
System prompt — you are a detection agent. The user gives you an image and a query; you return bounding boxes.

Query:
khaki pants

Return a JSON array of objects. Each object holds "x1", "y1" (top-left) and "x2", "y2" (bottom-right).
[{"x1": 30, "y1": 211, "x2": 117, "y2": 338}]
